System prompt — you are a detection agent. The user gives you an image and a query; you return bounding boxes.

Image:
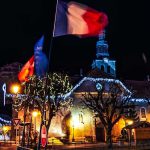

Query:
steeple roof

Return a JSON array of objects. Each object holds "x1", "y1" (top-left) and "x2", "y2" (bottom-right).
[{"x1": 96, "y1": 30, "x2": 109, "y2": 58}]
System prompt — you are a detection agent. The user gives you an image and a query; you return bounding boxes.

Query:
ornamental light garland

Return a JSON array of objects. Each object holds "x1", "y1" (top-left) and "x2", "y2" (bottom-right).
[
  {"x1": 0, "y1": 117, "x2": 11, "y2": 124},
  {"x1": 64, "y1": 77, "x2": 132, "y2": 98},
  {"x1": 7, "y1": 77, "x2": 134, "y2": 100},
  {"x1": 9, "y1": 76, "x2": 147, "y2": 112},
  {"x1": 131, "y1": 98, "x2": 149, "y2": 102}
]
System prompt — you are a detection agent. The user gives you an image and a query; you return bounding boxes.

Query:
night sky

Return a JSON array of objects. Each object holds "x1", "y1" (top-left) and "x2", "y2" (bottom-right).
[{"x1": 0, "y1": 0, "x2": 149, "y2": 80}]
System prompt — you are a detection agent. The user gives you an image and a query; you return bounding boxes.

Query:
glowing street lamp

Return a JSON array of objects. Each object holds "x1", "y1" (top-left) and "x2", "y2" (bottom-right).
[
  {"x1": 2, "y1": 126, "x2": 10, "y2": 142},
  {"x1": 72, "y1": 124, "x2": 75, "y2": 142},
  {"x1": 32, "y1": 110, "x2": 38, "y2": 136},
  {"x1": 71, "y1": 114, "x2": 81, "y2": 142},
  {"x1": 11, "y1": 84, "x2": 20, "y2": 94},
  {"x1": 71, "y1": 116, "x2": 76, "y2": 142},
  {"x1": 126, "y1": 119, "x2": 133, "y2": 146},
  {"x1": 10, "y1": 84, "x2": 21, "y2": 145},
  {"x1": 127, "y1": 120, "x2": 133, "y2": 125},
  {"x1": 32, "y1": 111, "x2": 38, "y2": 118}
]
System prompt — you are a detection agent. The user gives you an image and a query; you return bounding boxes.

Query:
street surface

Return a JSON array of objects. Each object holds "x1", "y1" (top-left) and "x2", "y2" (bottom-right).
[
  {"x1": 1, "y1": 142, "x2": 150, "y2": 150},
  {"x1": 0, "y1": 145, "x2": 16, "y2": 150}
]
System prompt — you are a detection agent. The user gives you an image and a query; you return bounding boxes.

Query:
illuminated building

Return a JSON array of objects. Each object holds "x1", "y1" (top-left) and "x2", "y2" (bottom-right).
[
  {"x1": 58, "y1": 30, "x2": 150, "y2": 143},
  {"x1": 1, "y1": 31, "x2": 150, "y2": 144}
]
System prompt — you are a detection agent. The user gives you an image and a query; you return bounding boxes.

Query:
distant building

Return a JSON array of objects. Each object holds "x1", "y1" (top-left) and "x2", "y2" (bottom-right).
[
  {"x1": 0, "y1": 62, "x2": 21, "y2": 140},
  {"x1": 0, "y1": 62, "x2": 22, "y2": 111}
]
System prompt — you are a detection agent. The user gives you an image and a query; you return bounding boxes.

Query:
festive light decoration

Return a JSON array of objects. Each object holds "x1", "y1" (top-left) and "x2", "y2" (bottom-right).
[
  {"x1": 8, "y1": 76, "x2": 148, "y2": 114},
  {"x1": 7, "y1": 77, "x2": 149, "y2": 107},
  {"x1": 32, "y1": 110, "x2": 38, "y2": 117},
  {"x1": 64, "y1": 77, "x2": 132, "y2": 98},
  {"x1": 2, "y1": 83, "x2": 6, "y2": 106},
  {"x1": 96, "y1": 83, "x2": 102, "y2": 91},
  {"x1": 131, "y1": 98, "x2": 149, "y2": 102},
  {"x1": 8, "y1": 77, "x2": 149, "y2": 105},
  {"x1": 0, "y1": 117, "x2": 11, "y2": 124},
  {"x1": 10, "y1": 72, "x2": 73, "y2": 147},
  {"x1": 126, "y1": 119, "x2": 133, "y2": 125},
  {"x1": 12, "y1": 86, "x2": 19, "y2": 94}
]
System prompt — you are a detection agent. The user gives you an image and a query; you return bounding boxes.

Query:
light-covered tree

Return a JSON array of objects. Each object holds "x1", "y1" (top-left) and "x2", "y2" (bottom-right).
[
  {"x1": 14, "y1": 72, "x2": 72, "y2": 148},
  {"x1": 82, "y1": 82, "x2": 132, "y2": 149}
]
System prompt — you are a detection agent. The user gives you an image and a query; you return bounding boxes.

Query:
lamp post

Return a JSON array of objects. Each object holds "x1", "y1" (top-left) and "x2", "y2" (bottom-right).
[
  {"x1": 32, "y1": 110, "x2": 38, "y2": 142},
  {"x1": 94, "y1": 116, "x2": 97, "y2": 142},
  {"x1": 126, "y1": 119, "x2": 133, "y2": 147},
  {"x1": 32, "y1": 111, "x2": 38, "y2": 132},
  {"x1": 3, "y1": 126, "x2": 8, "y2": 142},
  {"x1": 11, "y1": 84, "x2": 20, "y2": 145},
  {"x1": 72, "y1": 124, "x2": 75, "y2": 142},
  {"x1": 79, "y1": 111, "x2": 85, "y2": 142}
]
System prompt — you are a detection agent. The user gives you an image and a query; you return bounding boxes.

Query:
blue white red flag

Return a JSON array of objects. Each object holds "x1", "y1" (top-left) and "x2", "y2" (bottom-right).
[
  {"x1": 53, "y1": 0, "x2": 108, "y2": 37},
  {"x1": 34, "y1": 36, "x2": 48, "y2": 77}
]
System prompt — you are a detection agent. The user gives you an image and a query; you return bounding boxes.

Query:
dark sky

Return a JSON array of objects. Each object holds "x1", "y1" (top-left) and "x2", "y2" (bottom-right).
[{"x1": 0, "y1": 0, "x2": 149, "y2": 80}]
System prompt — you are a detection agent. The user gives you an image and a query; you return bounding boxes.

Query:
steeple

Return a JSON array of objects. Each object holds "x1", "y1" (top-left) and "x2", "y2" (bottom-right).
[
  {"x1": 96, "y1": 30, "x2": 109, "y2": 59},
  {"x1": 91, "y1": 30, "x2": 116, "y2": 78}
]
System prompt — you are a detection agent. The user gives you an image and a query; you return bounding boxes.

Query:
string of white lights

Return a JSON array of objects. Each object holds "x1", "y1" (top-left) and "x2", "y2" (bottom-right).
[
  {"x1": 131, "y1": 98, "x2": 148, "y2": 102},
  {"x1": 64, "y1": 77, "x2": 132, "y2": 98},
  {"x1": 0, "y1": 117, "x2": 11, "y2": 124}
]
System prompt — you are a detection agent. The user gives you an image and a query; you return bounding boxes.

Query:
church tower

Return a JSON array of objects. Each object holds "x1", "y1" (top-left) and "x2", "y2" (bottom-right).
[{"x1": 91, "y1": 30, "x2": 116, "y2": 77}]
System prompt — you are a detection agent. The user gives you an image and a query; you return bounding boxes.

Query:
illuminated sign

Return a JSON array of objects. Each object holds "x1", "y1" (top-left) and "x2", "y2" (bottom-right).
[
  {"x1": 41, "y1": 125, "x2": 47, "y2": 147},
  {"x1": 96, "y1": 83, "x2": 102, "y2": 91},
  {"x1": 2, "y1": 83, "x2": 6, "y2": 106}
]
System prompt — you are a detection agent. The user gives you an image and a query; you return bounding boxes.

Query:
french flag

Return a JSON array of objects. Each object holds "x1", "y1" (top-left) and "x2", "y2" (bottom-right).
[{"x1": 53, "y1": 0, "x2": 108, "y2": 37}]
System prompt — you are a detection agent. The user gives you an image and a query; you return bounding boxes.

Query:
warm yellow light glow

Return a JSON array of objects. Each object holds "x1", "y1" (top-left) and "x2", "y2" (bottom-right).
[
  {"x1": 126, "y1": 119, "x2": 133, "y2": 125},
  {"x1": 32, "y1": 110, "x2": 38, "y2": 117},
  {"x1": 72, "y1": 115, "x2": 80, "y2": 127},
  {"x1": 11, "y1": 84, "x2": 20, "y2": 94},
  {"x1": 3, "y1": 126, "x2": 11, "y2": 132},
  {"x1": 3, "y1": 126, "x2": 7, "y2": 131},
  {"x1": 52, "y1": 128, "x2": 66, "y2": 136}
]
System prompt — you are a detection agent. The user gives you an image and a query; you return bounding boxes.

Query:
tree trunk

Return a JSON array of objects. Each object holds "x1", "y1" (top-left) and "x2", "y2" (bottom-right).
[
  {"x1": 27, "y1": 114, "x2": 32, "y2": 147},
  {"x1": 105, "y1": 127, "x2": 113, "y2": 149},
  {"x1": 37, "y1": 119, "x2": 43, "y2": 150},
  {"x1": 22, "y1": 108, "x2": 27, "y2": 146},
  {"x1": 44, "y1": 114, "x2": 53, "y2": 150},
  {"x1": 46, "y1": 114, "x2": 53, "y2": 133}
]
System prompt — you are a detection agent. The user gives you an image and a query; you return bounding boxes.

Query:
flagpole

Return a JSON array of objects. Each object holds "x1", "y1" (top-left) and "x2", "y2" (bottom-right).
[
  {"x1": 47, "y1": 0, "x2": 58, "y2": 72},
  {"x1": 37, "y1": 1, "x2": 59, "y2": 150},
  {"x1": 44, "y1": 0, "x2": 58, "y2": 127},
  {"x1": 45, "y1": 0, "x2": 59, "y2": 128},
  {"x1": 52, "y1": 0, "x2": 59, "y2": 38},
  {"x1": 37, "y1": 0, "x2": 58, "y2": 150}
]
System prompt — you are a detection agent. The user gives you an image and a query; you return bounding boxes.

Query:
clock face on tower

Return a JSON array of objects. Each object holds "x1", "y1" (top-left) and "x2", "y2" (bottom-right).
[{"x1": 96, "y1": 83, "x2": 102, "y2": 91}]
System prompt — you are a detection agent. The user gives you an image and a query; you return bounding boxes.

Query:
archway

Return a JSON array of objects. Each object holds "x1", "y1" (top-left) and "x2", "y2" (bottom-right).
[{"x1": 61, "y1": 112, "x2": 71, "y2": 143}]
